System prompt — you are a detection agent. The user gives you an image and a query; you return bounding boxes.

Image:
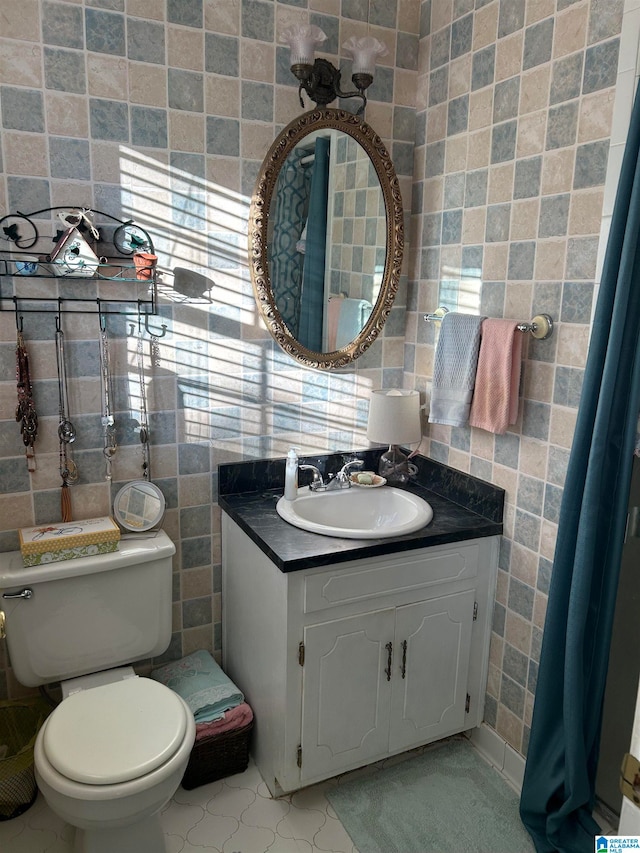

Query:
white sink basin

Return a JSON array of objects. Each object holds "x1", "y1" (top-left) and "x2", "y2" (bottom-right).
[{"x1": 276, "y1": 486, "x2": 433, "y2": 539}]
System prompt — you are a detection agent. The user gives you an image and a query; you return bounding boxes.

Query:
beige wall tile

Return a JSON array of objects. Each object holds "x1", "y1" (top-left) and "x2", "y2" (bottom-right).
[
  {"x1": 462, "y1": 207, "x2": 486, "y2": 244},
  {"x1": 0, "y1": 0, "x2": 40, "y2": 40},
  {"x1": 473, "y1": 2, "x2": 499, "y2": 52},
  {"x1": 169, "y1": 112, "x2": 205, "y2": 152},
  {"x1": 168, "y1": 27, "x2": 204, "y2": 71},
  {"x1": 505, "y1": 281, "x2": 533, "y2": 322},
  {"x1": 449, "y1": 54, "x2": 471, "y2": 99},
  {"x1": 398, "y1": 0, "x2": 420, "y2": 33},
  {"x1": 569, "y1": 188, "x2": 604, "y2": 236},
  {"x1": 517, "y1": 111, "x2": 547, "y2": 158},
  {"x1": 578, "y1": 90, "x2": 616, "y2": 143},
  {"x1": 431, "y1": 0, "x2": 453, "y2": 33},
  {"x1": 204, "y1": 0, "x2": 239, "y2": 34},
  {"x1": 526, "y1": 0, "x2": 554, "y2": 25},
  {"x1": 129, "y1": 62, "x2": 168, "y2": 107},
  {"x1": 240, "y1": 40, "x2": 275, "y2": 84},
  {"x1": 511, "y1": 198, "x2": 540, "y2": 240},
  {"x1": 524, "y1": 360, "x2": 554, "y2": 402},
  {"x1": 88, "y1": 56, "x2": 128, "y2": 99},
  {"x1": 445, "y1": 135, "x2": 468, "y2": 172},
  {"x1": 128, "y1": 0, "x2": 166, "y2": 20},
  {"x1": 484, "y1": 243, "x2": 509, "y2": 279},
  {"x1": 471, "y1": 429, "x2": 495, "y2": 460},
  {"x1": 556, "y1": 323, "x2": 591, "y2": 368},
  {"x1": 553, "y1": 4, "x2": 588, "y2": 58},
  {"x1": 505, "y1": 610, "x2": 533, "y2": 655},
  {"x1": 45, "y1": 93, "x2": 89, "y2": 137},
  {"x1": 534, "y1": 238, "x2": 567, "y2": 280},
  {"x1": 541, "y1": 148, "x2": 575, "y2": 195},
  {"x1": 509, "y1": 542, "x2": 539, "y2": 587},
  {"x1": 467, "y1": 127, "x2": 492, "y2": 169},
  {"x1": 495, "y1": 32, "x2": 523, "y2": 83},
  {"x1": 550, "y1": 405, "x2": 577, "y2": 448},
  {"x1": 488, "y1": 163, "x2": 515, "y2": 203},
  {"x1": 3, "y1": 133, "x2": 48, "y2": 176},
  {"x1": 469, "y1": 87, "x2": 494, "y2": 130},
  {"x1": 519, "y1": 437, "x2": 548, "y2": 478},
  {"x1": 0, "y1": 39, "x2": 42, "y2": 86},
  {"x1": 496, "y1": 704, "x2": 524, "y2": 752},
  {"x1": 394, "y1": 68, "x2": 418, "y2": 107},
  {"x1": 426, "y1": 102, "x2": 447, "y2": 141},
  {"x1": 520, "y1": 65, "x2": 551, "y2": 116}
]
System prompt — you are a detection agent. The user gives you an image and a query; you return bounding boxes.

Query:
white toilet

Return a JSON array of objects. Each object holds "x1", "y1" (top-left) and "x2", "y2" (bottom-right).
[{"x1": 0, "y1": 531, "x2": 196, "y2": 853}]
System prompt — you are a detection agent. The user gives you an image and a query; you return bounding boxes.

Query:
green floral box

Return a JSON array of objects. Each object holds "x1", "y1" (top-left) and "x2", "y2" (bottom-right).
[{"x1": 19, "y1": 517, "x2": 120, "y2": 567}]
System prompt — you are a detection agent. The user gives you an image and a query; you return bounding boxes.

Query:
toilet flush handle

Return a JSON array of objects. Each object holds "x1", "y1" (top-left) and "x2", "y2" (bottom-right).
[{"x1": 2, "y1": 588, "x2": 33, "y2": 600}]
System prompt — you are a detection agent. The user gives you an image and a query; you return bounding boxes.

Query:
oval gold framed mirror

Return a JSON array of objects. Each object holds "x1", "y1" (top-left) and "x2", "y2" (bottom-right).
[{"x1": 249, "y1": 108, "x2": 404, "y2": 370}]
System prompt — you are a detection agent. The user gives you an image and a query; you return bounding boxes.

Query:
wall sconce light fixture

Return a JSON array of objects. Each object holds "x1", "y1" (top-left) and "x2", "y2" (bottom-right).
[{"x1": 280, "y1": 25, "x2": 388, "y2": 116}]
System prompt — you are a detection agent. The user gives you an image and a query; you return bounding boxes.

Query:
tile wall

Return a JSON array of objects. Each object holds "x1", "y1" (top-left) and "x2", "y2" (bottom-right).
[
  {"x1": 0, "y1": 0, "x2": 416, "y2": 699},
  {"x1": 407, "y1": 0, "x2": 625, "y2": 754}
]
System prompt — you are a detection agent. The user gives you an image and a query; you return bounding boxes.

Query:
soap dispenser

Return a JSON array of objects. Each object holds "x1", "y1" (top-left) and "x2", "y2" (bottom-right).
[{"x1": 284, "y1": 447, "x2": 300, "y2": 501}]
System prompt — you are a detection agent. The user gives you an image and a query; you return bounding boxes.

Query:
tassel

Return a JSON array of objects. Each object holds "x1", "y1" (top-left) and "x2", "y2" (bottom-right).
[{"x1": 61, "y1": 482, "x2": 72, "y2": 522}]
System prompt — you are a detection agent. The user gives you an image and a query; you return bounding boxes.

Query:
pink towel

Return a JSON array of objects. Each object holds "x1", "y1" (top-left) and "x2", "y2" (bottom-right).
[
  {"x1": 469, "y1": 319, "x2": 523, "y2": 434},
  {"x1": 327, "y1": 297, "x2": 342, "y2": 351},
  {"x1": 194, "y1": 701, "x2": 253, "y2": 742}
]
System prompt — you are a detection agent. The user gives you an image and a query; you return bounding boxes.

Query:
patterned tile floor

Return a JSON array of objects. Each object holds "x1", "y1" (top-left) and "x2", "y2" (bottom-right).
[{"x1": 0, "y1": 758, "x2": 359, "y2": 853}]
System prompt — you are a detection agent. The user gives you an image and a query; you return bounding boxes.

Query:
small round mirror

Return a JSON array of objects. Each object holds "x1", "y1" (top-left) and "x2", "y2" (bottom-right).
[{"x1": 113, "y1": 481, "x2": 165, "y2": 532}]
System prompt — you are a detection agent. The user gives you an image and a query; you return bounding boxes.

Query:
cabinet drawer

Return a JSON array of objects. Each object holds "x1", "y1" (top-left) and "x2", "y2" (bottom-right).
[{"x1": 303, "y1": 543, "x2": 479, "y2": 614}]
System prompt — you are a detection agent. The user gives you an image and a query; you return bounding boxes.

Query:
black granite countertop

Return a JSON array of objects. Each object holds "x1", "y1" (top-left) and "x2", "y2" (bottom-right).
[{"x1": 218, "y1": 450, "x2": 504, "y2": 573}]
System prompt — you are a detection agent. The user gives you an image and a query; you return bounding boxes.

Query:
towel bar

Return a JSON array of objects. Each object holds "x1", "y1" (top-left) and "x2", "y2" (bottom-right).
[{"x1": 423, "y1": 307, "x2": 554, "y2": 340}]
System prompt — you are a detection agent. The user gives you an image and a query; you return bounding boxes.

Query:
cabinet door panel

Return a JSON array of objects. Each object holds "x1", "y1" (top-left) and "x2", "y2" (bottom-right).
[
  {"x1": 301, "y1": 609, "x2": 393, "y2": 780},
  {"x1": 389, "y1": 590, "x2": 475, "y2": 752}
]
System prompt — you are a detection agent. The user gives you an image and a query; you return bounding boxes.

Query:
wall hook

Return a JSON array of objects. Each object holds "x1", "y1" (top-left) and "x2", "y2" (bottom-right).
[
  {"x1": 13, "y1": 297, "x2": 23, "y2": 332},
  {"x1": 143, "y1": 312, "x2": 167, "y2": 339}
]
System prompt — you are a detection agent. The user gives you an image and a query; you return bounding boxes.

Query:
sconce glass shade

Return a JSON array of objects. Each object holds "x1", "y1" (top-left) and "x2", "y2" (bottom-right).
[
  {"x1": 367, "y1": 389, "x2": 422, "y2": 447},
  {"x1": 280, "y1": 24, "x2": 327, "y2": 66},
  {"x1": 342, "y1": 36, "x2": 389, "y2": 77}
]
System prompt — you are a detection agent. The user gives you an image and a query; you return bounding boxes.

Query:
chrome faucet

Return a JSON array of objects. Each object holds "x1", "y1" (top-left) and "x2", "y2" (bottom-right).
[{"x1": 300, "y1": 458, "x2": 364, "y2": 492}]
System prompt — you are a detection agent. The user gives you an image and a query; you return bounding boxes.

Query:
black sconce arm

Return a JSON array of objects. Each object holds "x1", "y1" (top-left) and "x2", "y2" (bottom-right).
[{"x1": 293, "y1": 58, "x2": 372, "y2": 116}]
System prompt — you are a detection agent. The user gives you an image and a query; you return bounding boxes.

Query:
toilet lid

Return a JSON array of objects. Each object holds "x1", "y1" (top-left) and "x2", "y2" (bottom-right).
[{"x1": 43, "y1": 678, "x2": 188, "y2": 785}]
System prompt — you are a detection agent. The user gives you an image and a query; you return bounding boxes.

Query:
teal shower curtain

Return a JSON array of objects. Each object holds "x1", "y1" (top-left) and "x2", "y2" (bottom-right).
[
  {"x1": 298, "y1": 137, "x2": 329, "y2": 352},
  {"x1": 520, "y1": 86, "x2": 640, "y2": 851}
]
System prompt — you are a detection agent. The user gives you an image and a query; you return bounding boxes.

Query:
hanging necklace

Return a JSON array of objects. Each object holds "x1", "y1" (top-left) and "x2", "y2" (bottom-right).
[
  {"x1": 55, "y1": 316, "x2": 78, "y2": 522},
  {"x1": 99, "y1": 315, "x2": 118, "y2": 481},
  {"x1": 15, "y1": 321, "x2": 38, "y2": 473},
  {"x1": 136, "y1": 327, "x2": 151, "y2": 480}
]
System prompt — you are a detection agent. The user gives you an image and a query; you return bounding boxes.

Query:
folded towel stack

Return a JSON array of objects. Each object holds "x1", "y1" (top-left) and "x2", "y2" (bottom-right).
[{"x1": 151, "y1": 649, "x2": 244, "y2": 724}]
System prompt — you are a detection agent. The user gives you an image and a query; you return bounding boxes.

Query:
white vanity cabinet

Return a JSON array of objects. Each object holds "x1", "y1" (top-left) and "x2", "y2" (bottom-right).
[{"x1": 222, "y1": 513, "x2": 499, "y2": 796}]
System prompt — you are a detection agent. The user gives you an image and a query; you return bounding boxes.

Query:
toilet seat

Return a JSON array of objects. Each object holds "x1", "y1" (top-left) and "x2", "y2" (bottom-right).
[{"x1": 43, "y1": 678, "x2": 188, "y2": 785}]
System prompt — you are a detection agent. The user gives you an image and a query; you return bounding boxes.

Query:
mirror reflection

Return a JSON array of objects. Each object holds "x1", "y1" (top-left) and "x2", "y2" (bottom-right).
[
  {"x1": 268, "y1": 130, "x2": 385, "y2": 352},
  {"x1": 249, "y1": 108, "x2": 403, "y2": 370}
]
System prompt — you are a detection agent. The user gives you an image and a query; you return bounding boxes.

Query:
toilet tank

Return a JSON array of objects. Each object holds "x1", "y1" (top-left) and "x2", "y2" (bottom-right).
[{"x1": 0, "y1": 531, "x2": 175, "y2": 687}]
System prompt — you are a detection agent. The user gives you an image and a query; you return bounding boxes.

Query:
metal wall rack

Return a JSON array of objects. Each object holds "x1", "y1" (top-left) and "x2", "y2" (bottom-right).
[{"x1": 0, "y1": 206, "x2": 161, "y2": 323}]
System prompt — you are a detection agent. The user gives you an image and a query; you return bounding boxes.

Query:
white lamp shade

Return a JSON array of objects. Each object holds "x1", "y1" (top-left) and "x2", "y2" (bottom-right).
[
  {"x1": 367, "y1": 389, "x2": 422, "y2": 447},
  {"x1": 280, "y1": 24, "x2": 327, "y2": 66},
  {"x1": 342, "y1": 36, "x2": 389, "y2": 76}
]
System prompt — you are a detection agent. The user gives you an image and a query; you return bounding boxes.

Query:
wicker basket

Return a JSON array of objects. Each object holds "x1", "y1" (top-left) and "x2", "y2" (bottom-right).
[
  {"x1": 0, "y1": 699, "x2": 51, "y2": 821},
  {"x1": 181, "y1": 719, "x2": 253, "y2": 790}
]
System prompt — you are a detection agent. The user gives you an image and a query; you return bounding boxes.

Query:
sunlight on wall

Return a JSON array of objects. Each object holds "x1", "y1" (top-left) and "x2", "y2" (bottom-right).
[{"x1": 117, "y1": 147, "x2": 373, "y2": 458}]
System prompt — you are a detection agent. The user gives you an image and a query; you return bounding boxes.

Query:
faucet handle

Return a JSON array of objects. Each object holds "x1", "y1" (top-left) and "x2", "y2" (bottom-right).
[
  {"x1": 339, "y1": 458, "x2": 364, "y2": 476},
  {"x1": 299, "y1": 464, "x2": 324, "y2": 490},
  {"x1": 336, "y1": 458, "x2": 364, "y2": 485}
]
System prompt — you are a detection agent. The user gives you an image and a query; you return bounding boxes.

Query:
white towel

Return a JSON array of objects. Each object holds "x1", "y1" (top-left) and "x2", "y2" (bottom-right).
[
  {"x1": 335, "y1": 298, "x2": 373, "y2": 348},
  {"x1": 428, "y1": 312, "x2": 485, "y2": 427}
]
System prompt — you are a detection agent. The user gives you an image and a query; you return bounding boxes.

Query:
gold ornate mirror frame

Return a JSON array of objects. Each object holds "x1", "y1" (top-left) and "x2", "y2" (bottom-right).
[{"x1": 248, "y1": 108, "x2": 404, "y2": 370}]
